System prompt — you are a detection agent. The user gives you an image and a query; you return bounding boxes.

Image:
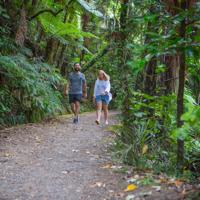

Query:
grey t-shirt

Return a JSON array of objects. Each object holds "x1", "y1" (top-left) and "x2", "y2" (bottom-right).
[{"x1": 68, "y1": 72, "x2": 86, "y2": 94}]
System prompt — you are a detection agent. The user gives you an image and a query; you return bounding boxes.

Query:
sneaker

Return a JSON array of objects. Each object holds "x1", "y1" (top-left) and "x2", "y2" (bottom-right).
[
  {"x1": 73, "y1": 118, "x2": 77, "y2": 124},
  {"x1": 105, "y1": 120, "x2": 109, "y2": 125},
  {"x1": 95, "y1": 120, "x2": 100, "y2": 125},
  {"x1": 76, "y1": 116, "x2": 79, "y2": 123}
]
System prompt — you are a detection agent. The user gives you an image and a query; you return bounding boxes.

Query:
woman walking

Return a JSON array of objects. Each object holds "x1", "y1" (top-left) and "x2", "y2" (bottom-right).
[{"x1": 93, "y1": 70, "x2": 112, "y2": 125}]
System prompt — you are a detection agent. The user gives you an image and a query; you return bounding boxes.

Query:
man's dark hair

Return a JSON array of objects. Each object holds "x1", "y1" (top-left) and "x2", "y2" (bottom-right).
[{"x1": 74, "y1": 62, "x2": 80, "y2": 66}]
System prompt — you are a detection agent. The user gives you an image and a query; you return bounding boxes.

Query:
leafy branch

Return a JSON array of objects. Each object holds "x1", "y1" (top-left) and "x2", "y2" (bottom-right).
[
  {"x1": 29, "y1": 9, "x2": 64, "y2": 21},
  {"x1": 29, "y1": 0, "x2": 74, "y2": 21}
]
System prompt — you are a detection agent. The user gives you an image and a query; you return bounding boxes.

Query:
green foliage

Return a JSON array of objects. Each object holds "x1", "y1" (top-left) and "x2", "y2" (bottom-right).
[
  {"x1": 39, "y1": 14, "x2": 98, "y2": 39},
  {"x1": 171, "y1": 92, "x2": 200, "y2": 173},
  {"x1": 108, "y1": 0, "x2": 200, "y2": 178},
  {"x1": 0, "y1": 54, "x2": 65, "y2": 125},
  {"x1": 113, "y1": 92, "x2": 177, "y2": 170}
]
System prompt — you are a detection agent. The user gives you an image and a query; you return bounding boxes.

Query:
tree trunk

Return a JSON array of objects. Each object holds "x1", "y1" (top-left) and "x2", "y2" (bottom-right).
[
  {"x1": 117, "y1": 0, "x2": 131, "y2": 134},
  {"x1": 55, "y1": 6, "x2": 68, "y2": 69},
  {"x1": 144, "y1": 58, "x2": 157, "y2": 95},
  {"x1": 58, "y1": 45, "x2": 67, "y2": 76},
  {"x1": 80, "y1": 0, "x2": 90, "y2": 63},
  {"x1": 143, "y1": 6, "x2": 159, "y2": 96},
  {"x1": 176, "y1": 0, "x2": 187, "y2": 173},
  {"x1": 15, "y1": 6, "x2": 27, "y2": 47},
  {"x1": 45, "y1": 38, "x2": 54, "y2": 64},
  {"x1": 163, "y1": 55, "x2": 179, "y2": 94}
]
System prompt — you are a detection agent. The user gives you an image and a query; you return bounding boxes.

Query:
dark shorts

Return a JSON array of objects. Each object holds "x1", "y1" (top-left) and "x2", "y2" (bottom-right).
[
  {"x1": 95, "y1": 95, "x2": 110, "y2": 105},
  {"x1": 69, "y1": 94, "x2": 82, "y2": 104}
]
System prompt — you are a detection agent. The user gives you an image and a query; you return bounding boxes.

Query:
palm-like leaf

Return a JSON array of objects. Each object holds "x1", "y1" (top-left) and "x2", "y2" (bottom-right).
[{"x1": 39, "y1": 14, "x2": 98, "y2": 39}]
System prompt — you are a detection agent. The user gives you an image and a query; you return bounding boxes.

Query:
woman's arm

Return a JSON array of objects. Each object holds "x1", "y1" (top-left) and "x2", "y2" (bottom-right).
[{"x1": 105, "y1": 80, "x2": 111, "y2": 94}]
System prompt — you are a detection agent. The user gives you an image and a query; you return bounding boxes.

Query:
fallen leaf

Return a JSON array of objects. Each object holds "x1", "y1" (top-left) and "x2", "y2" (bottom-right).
[
  {"x1": 115, "y1": 192, "x2": 125, "y2": 198},
  {"x1": 142, "y1": 144, "x2": 148, "y2": 154},
  {"x1": 90, "y1": 182, "x2": 104, "y2": 188},
  {"x1": 35, "y1": 136, "x2": 42, "y2": 143},
  {"x1": 101, "y1": 164, "x2": 123, "y2": 170},
  {"x1": 126, "y1": 194, "x2": 135, "y2": 200},
  {"x1": 159, "y1": 177, "x2": 168, "y2": 183},
  {"x1": 174, "y1": 180, "x2": 183, "y2": 188},
  {"x1": 152, "y1": 186, "x2": 161, "y2": 191},
  {"x1": 101, "y1": 163, "x2": 113, "y2": 169},
  {"x1": 138, "y1": 191, "x2": 152, "y2": 197},
  {"x1": 111, "y1": 165, "x2": 122, "y2": 169},
  {"x1": 72, "y1": 149, "x2": 79, "y2": 153},
  {"x1": 127, "y1": 178, "x2": 137, "y2": 183},
  {"x1": 124, "y1": 184, "x2": 137, "y2": 192},
  {"x1": 61, "y1": 170, "x2": 69, "y2": 174},
  {"x1": 5, "y1": 153, "x2": 11, "y2": 157},
  {"x1": 167, "y1": 179, "x2": 184, "y2": 187},
  {"x1": 134, "y1": 174, "x2": 140, "y2": 179}
]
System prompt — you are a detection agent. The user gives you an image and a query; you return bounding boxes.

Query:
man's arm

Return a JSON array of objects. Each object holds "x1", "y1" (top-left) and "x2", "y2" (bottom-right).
[
  {"x1": 64, "y1": 82, "x2": 69, "y2": 96},
  {"x1": 82, "y1": 82, "x2": 87, "y2": 98},
  {"x1": 82, "y1": 75, "x2": 87, "y2": 98}
]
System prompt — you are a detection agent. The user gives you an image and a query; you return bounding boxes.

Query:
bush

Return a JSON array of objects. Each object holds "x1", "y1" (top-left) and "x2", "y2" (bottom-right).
[{"x1": 0, "y1": 54, "x2": 66, "y2": 125}]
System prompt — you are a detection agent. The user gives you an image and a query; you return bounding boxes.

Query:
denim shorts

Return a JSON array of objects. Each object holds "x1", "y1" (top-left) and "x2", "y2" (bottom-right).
[
  {"x1": 69, "y1": 94, "x2": 82, "y2": 103},
  {"x1": 95, "y1": 94, "x2": 110, "y2": 105}
]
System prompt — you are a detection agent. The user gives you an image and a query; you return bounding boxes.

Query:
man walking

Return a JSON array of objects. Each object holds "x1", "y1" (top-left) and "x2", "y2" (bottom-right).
[{"x1": 65, "y1": 63, "x2": 87, "y2": 123}]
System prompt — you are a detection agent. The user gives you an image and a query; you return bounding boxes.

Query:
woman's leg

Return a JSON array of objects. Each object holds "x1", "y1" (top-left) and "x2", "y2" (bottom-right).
[
  {"x1": 96, "y1": 101, "x2": 102, "y2": 123},
  {"x1": 102, "y1": 104, "x2": 108, "y2": 124}
]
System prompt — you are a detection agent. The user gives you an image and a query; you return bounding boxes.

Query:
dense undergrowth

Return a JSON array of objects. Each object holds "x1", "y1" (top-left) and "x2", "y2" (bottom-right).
[
  {"x1": 0, "y1": 21, "x2": 66, "y2": 126},
  {"x1": 111, "y1": 91, "x2": 200, "y2": 178}
]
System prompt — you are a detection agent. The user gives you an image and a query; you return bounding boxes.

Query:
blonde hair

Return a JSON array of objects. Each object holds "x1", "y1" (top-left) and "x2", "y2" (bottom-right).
[{"x1": 98, "y1": 70, "x2": 110, "y2": 81}]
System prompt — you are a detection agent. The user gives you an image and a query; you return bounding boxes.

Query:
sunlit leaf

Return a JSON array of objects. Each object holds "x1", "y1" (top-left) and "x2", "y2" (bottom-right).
[{"x1": 142, "y1": 144, "x2": 148, "y2": 154}]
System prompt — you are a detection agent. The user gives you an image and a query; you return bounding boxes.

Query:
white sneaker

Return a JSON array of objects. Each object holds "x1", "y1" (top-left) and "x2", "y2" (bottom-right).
[{"x1": 105, "y1": 120, "x2": 109, "y2": 125}]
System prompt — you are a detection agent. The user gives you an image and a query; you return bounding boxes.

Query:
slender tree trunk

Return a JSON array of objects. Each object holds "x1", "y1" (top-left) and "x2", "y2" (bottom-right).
[
  {"x1": 144, "y1": 58, "x2": 157, "y2": 95},
  {"x1": 80, "y1": 0, "x2": 90, "y2": 63},
  {"x1": 176, "y1": 0, "x2": 187, "y2": 173},
  {"x1": 45, "y1": 38, "x2": 54, "y2": 63},
  {"x1": 58, "y1": 45, "x2": 67, "y2": 76},
  {"x1": 15, "y1": 6, "x2": 27, "y2": 47},
  {"x1": 117, "y1": 0, "x2": 131, "y2": 134},
  {"x1": 143, "y1": 7, "x2": 159, "y2": 96},
  {"x1": 56, "y1": 6, "x2": 68, "y2": 70}
]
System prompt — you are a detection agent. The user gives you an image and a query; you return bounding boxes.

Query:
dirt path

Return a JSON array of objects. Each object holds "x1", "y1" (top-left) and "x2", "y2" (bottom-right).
[
  {"x1": 0, "y1": 112, "x2": 125, "y2": 200},
  {"x1": 0, "y1": 112, "x2": 198, "y2": 200}
]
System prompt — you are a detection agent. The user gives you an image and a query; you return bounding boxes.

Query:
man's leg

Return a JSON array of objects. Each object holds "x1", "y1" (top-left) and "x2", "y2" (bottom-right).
[
  {"x1": 74, "y1": 101, "x2": 80, "y2": 120},
  {"x1": 70, "y1": 103, "x2": 77, "y2": 123},
  {"x1": 70, "y1": 103, "x2": 76, "y2": 114}
]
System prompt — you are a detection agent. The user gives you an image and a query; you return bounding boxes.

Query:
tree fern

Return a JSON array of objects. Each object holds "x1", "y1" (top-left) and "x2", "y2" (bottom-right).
[
  {"x1": 39, "y1": 13, "x2": 98, "y2": 39},
  {"x1": 0, "y1": 54, "x2": 66, "y2": 125}
]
